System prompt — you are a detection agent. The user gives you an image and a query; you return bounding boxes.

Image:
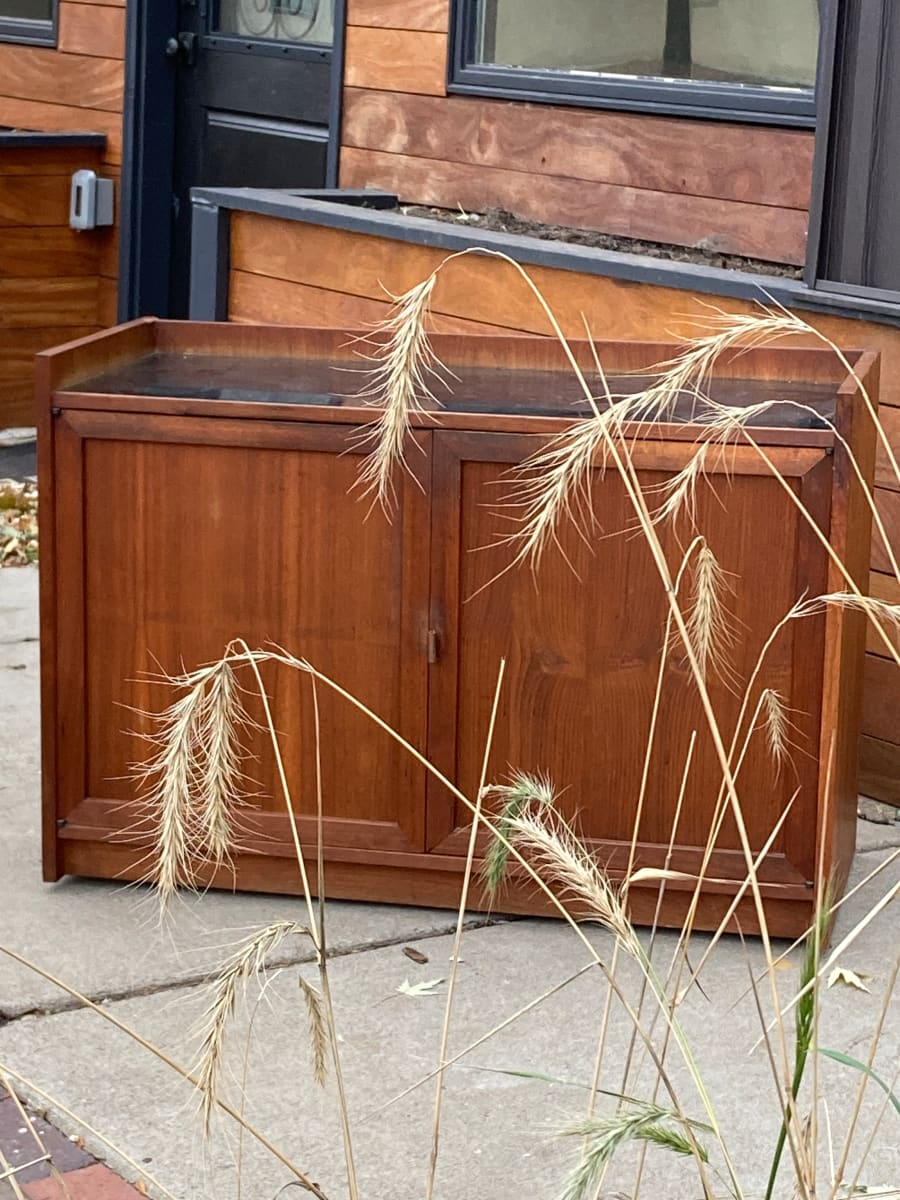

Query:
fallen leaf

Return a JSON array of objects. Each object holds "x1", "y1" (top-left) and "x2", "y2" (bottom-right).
[
  {"x1": 136, "y1": 1181, "x2": 148, "y2": 1195},
  {"x1": 397, "y1": 977, "x2": 444, "y2": 997},
  {"x1": 828, "y1": 967, "x2": 872, "y2": 993},
  {"x1": 402, "y1": 946, "x2": 429, "y2": 965}
]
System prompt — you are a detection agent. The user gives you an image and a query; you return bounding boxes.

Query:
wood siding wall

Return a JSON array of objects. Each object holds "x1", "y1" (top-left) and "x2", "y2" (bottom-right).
[
  {"x1": 0, "y1": 0, "x2": 125, "y2": 414},
  {"x1": 0, "y1": 142, "x2": 114, "y2": 426},
  {"x1": 340, "y1": 0, "x2": 815, "y2": 265},
  {"x1": 226, "y1": 208, "x2": 900, "y2": 803}
]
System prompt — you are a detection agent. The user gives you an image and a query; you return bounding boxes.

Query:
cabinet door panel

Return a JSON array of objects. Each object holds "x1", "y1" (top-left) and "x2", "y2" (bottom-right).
[
  {"x1": 426, "y1": 430, "x2": 832, "y2": 888},
  {"x1": 54, "y1": 411, "x2": 431, "y2": 858}
]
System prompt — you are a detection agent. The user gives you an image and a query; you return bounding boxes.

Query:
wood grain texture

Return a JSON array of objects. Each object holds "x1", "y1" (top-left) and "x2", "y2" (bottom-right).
[
  {"x1": 340, "y1": 146, "x2": 808, "y2": 264},
  {"x1": 426, "y1": 430, "x2": 827, "y2": 881},
  {"x1": 342, "y1": 87, "x2": 814, "y2": 210},
  {"x1": 871, "y1": 487, "x2": 900, "y2": 575},
  {"x1": 0, "y1": 98, "x2": 122, "y2": 161},
  {"x1": 38, "y1": 320, "x2": 870, "y2": 933},
  {"x1": 861, "y1": 654, "x2": 900, "y2": 745},
  {"x1": 224, "y1": 212, "x2": 900, "y2": 802},
  {"x1": 0, "y1": 278, "x2": 99, "y2": 327},
  {"x1": 0, "y1": 227, "x2": 101, "y2": 277},
  {"x1": 0, "y1": 45, "x2": 123, "y2": 112},
  {"x1": 0, "y1": 175, "x2": 78, "y2": 226},
  {"x1": 229, "y1": 268, "x2": 519, "y2": 335},
  {"x1": 55, "y1": 836, "x2": 814, "y2": 937},
  {"x1": 859, "y1": 734, "x2": 900, "y2": 805},
  {"x1": 344, "y1": 26, "x2": 448, "y2": 96},
  {"x1": 0, "y1": 145, "x2": 104, "y2": 176},
  {"x1": 347, "y1": 0, "x2": 449, "y2": 31},
  {"x1": 0, "y1": 142, "x2": 110, "y2": 425},
  {"x1": 230, "y1": 211, "x2": 804, "y2": 336},
  {"x1": 58, "y1": 2, "x2": 126, "y2": 59},
  {"x1": 54, "y1": 409, "x2": 432, "y2": 850},
  {"x1": 867, "y1": 572, "x2": 900, "y2": 658}
]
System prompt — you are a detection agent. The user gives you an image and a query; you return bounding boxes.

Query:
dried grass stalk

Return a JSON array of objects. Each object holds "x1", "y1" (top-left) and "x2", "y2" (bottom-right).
[
  {"x1": 760, "y1": 688, "x2": 792, "y2": 772},
  {"x1": 560, "y1": 1106, "x2": 709, "y2": 1200},
  {"x1": 481, "y1": 770, "x2": 557, "y2": 895},
  {"x1": 679, "y1": 543, "x2": 738, "y2": 686},
  {"x1": 299, "y1": 975, "x2": 329, "y2": 1087},
  {"x1": 506, "y1": 804, "x2": 639, "y2": 957},
  {"x1": 194, "y1": 920, "x2": 303, "y2": 1133},
  {"x1": 131, "y1": 660, "x2": 252, "y2": 908},
  {"x1": 353, "y1": 275, "x2": 444, "y2": 512},
  {"x1": 498, "y1": 417, "x2": 613, "y2": 570}
]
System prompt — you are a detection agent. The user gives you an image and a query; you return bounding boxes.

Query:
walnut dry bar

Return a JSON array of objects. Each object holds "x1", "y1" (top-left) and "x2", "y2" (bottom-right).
[{"x1": 36, "y1": 320, "x2": 879, "y2": 937}]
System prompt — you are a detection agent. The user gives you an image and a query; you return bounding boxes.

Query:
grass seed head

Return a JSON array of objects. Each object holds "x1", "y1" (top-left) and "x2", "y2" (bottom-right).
[
  {"x1": 194, "y1": 921, "x2": 304, "y2": 1134},
  {"x1": 481, "y1": 770, "x2": 557, "y2": 895},
  {"x1": 353, "y1": 274, "x2": 445, "y2": 513}
]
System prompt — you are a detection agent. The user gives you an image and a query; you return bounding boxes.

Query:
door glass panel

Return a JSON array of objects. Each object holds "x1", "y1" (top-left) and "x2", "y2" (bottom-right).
[
  {"x1": 216, "y1": 0, "x2": 334, "y2": 45},
  {"x1": 472, "y1": 0, "x2": 818, "y2": 90}
]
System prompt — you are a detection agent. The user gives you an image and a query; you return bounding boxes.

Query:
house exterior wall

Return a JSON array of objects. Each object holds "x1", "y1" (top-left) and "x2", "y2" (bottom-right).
[
  {"x1": 339, "y1": 0, "x2": 816, "y2": 264},
  {"x1": 0, "y1": 137, "x2": 113, "y2": 426},
  {"x1": 0, "y1": 0, "x2": 126, "y2": 331}
]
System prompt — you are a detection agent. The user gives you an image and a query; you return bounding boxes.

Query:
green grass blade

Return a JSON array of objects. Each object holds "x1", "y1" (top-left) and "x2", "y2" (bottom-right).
[{"x1": 819, "y1": 1048, "x2": 900, "y2": 1118}]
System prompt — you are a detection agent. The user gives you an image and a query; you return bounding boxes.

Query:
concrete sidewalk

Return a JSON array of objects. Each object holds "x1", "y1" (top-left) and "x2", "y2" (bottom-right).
[{"x1": 1, "y1": 566, "x2": 899, "y2": 1200}]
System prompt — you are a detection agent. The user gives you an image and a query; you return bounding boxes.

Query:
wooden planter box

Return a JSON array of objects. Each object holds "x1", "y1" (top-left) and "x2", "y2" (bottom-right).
[
  {"x1": 38, "y1": 319, "x2": 877, "y2": 937},
  {"x1": 191, "y1": 189, "x2": 900, "y2": 806}
]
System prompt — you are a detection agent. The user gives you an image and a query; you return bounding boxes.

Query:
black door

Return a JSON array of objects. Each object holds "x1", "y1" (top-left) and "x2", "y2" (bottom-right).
[{"x1": 168, "y1": 0, "x2": 335, "y2": 315}]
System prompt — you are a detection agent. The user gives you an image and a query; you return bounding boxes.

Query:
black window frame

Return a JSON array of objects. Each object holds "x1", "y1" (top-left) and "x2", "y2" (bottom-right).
[
  {"x1": 0, "y1": 0, "x2": 57, "y2": 46},
  {"x1": 449, "y1": 0, "x2": 818, "y2": 128}
]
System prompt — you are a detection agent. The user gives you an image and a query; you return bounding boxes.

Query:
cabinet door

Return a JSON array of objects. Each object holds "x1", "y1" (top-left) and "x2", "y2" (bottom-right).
[
  {"x1": 52, "y1": 411, "x2": 431, "y2": 864},
  {"x1": 425, "y1": 429, "x2": 834, "y2": 891}
]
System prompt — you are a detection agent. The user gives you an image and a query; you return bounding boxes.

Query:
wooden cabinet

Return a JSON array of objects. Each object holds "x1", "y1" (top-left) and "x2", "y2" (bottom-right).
[{"x1": 37, "y1": 320, "x2": 877, "y2": 936}]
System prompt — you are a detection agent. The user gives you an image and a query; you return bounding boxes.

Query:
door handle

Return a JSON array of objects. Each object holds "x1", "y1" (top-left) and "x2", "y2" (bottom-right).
[
  {"x1": 165, "y1": 31, "x2": 197, "y2": 65},
  {"x1": 427, "y1": 629, "x2": 440, "y2": 664}
]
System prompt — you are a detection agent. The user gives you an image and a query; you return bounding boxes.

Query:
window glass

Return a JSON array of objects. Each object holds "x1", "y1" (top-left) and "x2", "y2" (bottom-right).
[
  {"x1": 216, "y1": 0, "x2": 334, "y2": 45},
  {"x1": 472, "y1": 0, "x2": 818, "y2": 91},
  {"x1": 0, "y1": 0, "x2": 52, "y2": 18}
]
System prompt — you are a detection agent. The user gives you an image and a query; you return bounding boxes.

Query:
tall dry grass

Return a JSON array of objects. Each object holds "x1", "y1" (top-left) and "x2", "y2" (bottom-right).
[{"x1": 3, "y1": 255, "x2": 900, "y2": 1200}]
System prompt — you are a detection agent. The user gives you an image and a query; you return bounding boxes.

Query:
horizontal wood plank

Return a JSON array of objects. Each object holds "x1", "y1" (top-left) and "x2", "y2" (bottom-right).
[
  {"x1": 0, "y1": 45, "x2": 123, "y2": 113},
  {"x1": 872, "y1": 487, "x2": 900, "y2": 575},
  {"x1": 229, "y1": 212, "x2": 900, "y2": 408},
  {"x1": 859, "y1": 733, "x2": 900, "y2": 805},
  {"x1": 229, "y1": 268, "x2": 519, "y2": 336},
  {"x1": 339, "y1": 145, "x2": 808, "y2": 264},
  {"x1": 0, "y1": 277, "x2": 99, "y2": 326},
  {"x1": 0, "y1": 97, "x2": 122, "y2": 161},
  {"x1": 866, "y1": 572, "x2": 900, "y2": 658},
  {"x1": 861, "y1": 653, "x2": 900, "y2": 745},
  {"x1": 346, "y1": 0, "x2": 449, "y2": 31},
  {"x1": 59, "y1": 2, "x2": 126, "y2": 59},
  {"x1": 0, "y1": 324, "x2": 98, "y2": 426},
  {"x1": 0, "y1": 226, "x2": 102, "y2": 277},
  {"x1": 342, "y1": 88, "x2": 814, "y2": 210},
  {"x1": 96, "y1": 275, "x2": 118, "y2": 326},
  {"x1": 344, "y1": 27, "x2": 447, "y2": 96},
  {"x1": 0, "y1": 175, "x2": 74, "y2": 226},
  {"x1": 0, "y1": 145, "x2": 104, "y2": 176}
]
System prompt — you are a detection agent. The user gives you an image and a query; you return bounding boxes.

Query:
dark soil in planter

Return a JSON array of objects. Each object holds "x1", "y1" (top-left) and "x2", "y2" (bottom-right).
[{"x1": 402, "y1": 204, "x2": 804, "y2": 280}]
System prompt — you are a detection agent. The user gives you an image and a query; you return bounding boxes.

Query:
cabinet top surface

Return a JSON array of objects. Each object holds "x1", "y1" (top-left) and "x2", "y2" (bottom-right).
[{"x1": 62, "y1": 351, "x2": 838, "y2": 429}]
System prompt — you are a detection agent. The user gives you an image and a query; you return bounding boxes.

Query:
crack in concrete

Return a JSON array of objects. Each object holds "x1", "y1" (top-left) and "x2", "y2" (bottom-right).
[{"x1": 0, "y1": 915, "x2": 514, "y2": 1027}]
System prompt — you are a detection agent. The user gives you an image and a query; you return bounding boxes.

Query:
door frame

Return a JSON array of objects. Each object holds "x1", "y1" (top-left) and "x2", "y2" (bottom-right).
[{"x1": 117, "y1": 0, "x2": 347, "y2": 322}]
